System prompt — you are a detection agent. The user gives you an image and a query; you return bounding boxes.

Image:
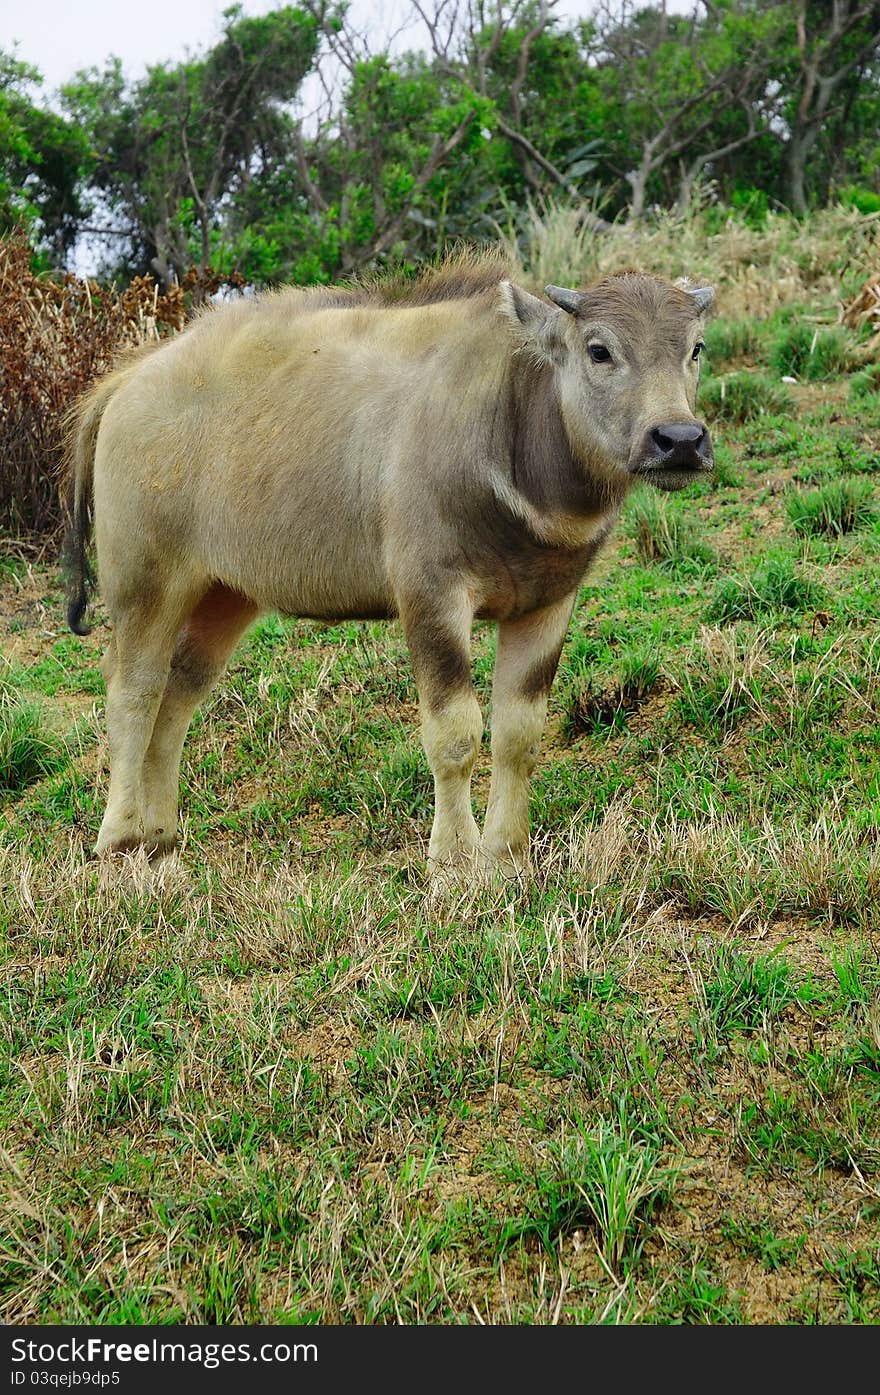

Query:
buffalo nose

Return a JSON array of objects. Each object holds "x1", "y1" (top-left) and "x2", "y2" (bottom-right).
[{"x1": 650, "y1": 421, "x2": 710, "y2": 456}]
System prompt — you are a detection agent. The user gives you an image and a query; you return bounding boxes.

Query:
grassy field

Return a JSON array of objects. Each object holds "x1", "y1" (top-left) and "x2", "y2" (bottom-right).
[{"x1": 2, "y1": 215, "x2": 880, "y2": 1324}]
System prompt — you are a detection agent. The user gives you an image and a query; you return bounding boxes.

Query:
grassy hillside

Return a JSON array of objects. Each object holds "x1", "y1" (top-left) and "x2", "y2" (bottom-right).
[{"x1": 1, "y1": 211, "x2": 879, "y2": 1323}]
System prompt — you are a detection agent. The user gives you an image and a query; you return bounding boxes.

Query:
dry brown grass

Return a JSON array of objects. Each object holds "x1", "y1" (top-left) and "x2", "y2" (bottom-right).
[{"x1": 500, "y1": 202, "x2": 880, "y2": 321}]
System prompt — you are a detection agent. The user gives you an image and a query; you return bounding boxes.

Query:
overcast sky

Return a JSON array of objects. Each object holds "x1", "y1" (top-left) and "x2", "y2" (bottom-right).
[{"x1": 3, "y1": 0, "x2": 603, "y2": 96}]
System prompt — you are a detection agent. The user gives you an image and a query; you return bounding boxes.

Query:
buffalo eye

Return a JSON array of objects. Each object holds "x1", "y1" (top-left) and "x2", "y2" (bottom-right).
[
  {"x1": 692, "y1": 341, "x2": 705, "y2": 361},
  {"x1": 588, "y1": 343, "x2": 612, "y2": 364}
]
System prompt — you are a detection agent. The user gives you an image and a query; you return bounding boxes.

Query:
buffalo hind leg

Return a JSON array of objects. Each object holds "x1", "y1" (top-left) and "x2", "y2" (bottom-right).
[
  {"x1": 141, "y1": 584, "x2": 259, "y2": 856},
  {"x1": 482, "y1": 592, "x2": 576, "y2": 877},
  {"x1": 401, "y1": 587, "x2": 482, "y2": 882},
  {"x1": 95, "y1": 593, "x2": 194, "y2": 856}
]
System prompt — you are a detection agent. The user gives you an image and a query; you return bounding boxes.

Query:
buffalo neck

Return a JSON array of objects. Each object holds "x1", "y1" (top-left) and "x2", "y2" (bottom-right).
[{"x1": 507, "y1": 356, "x2": 615, "y2": 523}]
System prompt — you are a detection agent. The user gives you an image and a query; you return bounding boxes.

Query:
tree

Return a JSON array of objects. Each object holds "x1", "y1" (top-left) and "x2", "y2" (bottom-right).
[
  {"x1": 272, "y1": 2, "x2": 493, "y2": 276},
  {"x1": 8, "y1": 0, "x2": 880, "y2": 289},
  {"x1": 0, "y1": 50, "x2": 91, "y2": 263},
  {"x1": 62, "y1": 5, "x2": 319, "y2": 285},
  {"x1": 585, "y1": 1, "x2": 784, "y2": 220},
  {"x1": 776, "y1": 0, "x2": 880, "y2": 212},
  {"x1": 411, "y1": 1, "x2": 613, "y2": 224}
]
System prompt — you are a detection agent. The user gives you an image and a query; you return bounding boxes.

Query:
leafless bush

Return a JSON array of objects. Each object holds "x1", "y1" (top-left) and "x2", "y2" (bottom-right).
[{"x1": 0, "y1": 234, "x2": 243, "y2": 540}]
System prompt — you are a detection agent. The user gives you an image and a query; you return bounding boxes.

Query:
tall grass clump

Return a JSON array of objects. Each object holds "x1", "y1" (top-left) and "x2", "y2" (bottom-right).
[
  {"x1": 849, "y1": 364, "x2": 880, "y2": 402},
  {"x1": 703, "y1": 318, "x2": 764, "y2": 369},
  {"x1": 706, "y1": 557, "x2": 822, "y2": 623},
  {"x1": 561, "y1": 642, "x2": 662, "y2": 737},
  {"x1": 497, "y1": 1119, "x2": 675, "y2": 1270},
  {"x1": 676, "y1": 627, "x2": 771, "y2": 732},
  {"x1": 0, "y1": 688, "x2": 67, "y2": 794},
  {"x1": 619, "y1": 644, "x2": 662, "y2": 702},
  {"x1": 568, "y1": 1123, "x2": 675, "y2": 1270},
  {"x1": 770, "y1": 323, "x2": 857, "y2": 381},
  {"x1": 699, "y1": 372, "x2": 793, "y2": 424},
  {"x1": 497, "y1": 197, "x2": 605, "y2": 289},
  {"x1": 628, "y1": 491, "x2": 717, "y2": 571},
  {"x1": 787, "y1": 477, "x2": 875, "y2": 537}
]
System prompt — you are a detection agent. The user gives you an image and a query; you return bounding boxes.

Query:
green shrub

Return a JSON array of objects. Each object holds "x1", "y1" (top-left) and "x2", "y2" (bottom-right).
[
  {"x1": 787, "y1": 477, "x2": 876, "y2": 537},
  {"x1": 730, "y1": 185, "x2": 770, "y2": 228},
  {"x1": 837, "y1": 184, "x2": 880, "y2": 216},
  {"x1": 700, "y1": 372, "x2": 793, "y2": 425}
]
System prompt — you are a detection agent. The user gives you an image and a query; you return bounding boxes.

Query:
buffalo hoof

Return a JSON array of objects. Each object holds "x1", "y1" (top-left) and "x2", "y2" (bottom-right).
[{"x1": 95, "y1": 832, "x2": 177, "y2": 861}]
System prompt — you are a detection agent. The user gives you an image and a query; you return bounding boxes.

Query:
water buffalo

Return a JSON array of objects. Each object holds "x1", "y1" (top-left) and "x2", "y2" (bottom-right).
[{"x1": 64, "y1": 252, "x2": 713, "y2": 882}]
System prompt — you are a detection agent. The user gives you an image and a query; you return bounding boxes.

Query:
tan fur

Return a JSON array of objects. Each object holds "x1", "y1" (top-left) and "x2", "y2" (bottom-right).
[
  {"x1": 421, "y1": 692, "x2": 483, "y2": 865},
  {"x1": 483, "y1": 593, "x2": 577, "y2": 874},
  {"x1": 63, "y1": 252, "x2": 712, "y2": 876}
]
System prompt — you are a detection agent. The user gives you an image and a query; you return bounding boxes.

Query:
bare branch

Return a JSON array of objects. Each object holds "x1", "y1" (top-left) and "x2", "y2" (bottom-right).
[
  {"x1": 294, "y1": 123, "x2": 329, "y2": 213},
  {"x1": 495, "y1": 117, "x2": 611, "y2": 228},
  {"x1": 346, "y1": 108, "x2": 477, "y2": 269},
  {"x1": 675, "y1": 98, "x2": 760, "y2": 213},
  {"x1": 508, "y1": 0, "x2": 553, "y2": 126}
]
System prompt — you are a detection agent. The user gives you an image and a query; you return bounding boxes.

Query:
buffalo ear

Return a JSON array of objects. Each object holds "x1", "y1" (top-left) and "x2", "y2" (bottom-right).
[
  {"x1": 499, "y1": 280, "x2": 566, "y2": 362},
  {"x1": 688, "y1": 285, "x2": 715, "y2": 313}
]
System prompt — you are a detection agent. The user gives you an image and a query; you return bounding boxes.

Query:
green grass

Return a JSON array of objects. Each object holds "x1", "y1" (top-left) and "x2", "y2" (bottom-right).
[
  {"x1": 703, "y1": 317, "x2": 765, "y2": 369},
  {"x1": 560, "y1": 640, "x2": 663, "y2": 738},
  {"x1": 494, "y1": 1113, "x2": 675, "y2": 1270},
  {"x1": 849, "y1": 363, "x2": 880, "y2": 402},
  {"x1": 643, "y1": 1265, "x2": 743, "y2": 1324},
  {"x1": 0, "y1": 555, "x2": 26, "y2": 583},
  {"x1": 618, "y1": 643, "x2": 662, "y2": 701},
  {"x1": 720, "y1": 1216, "x2": 805, "y2": 1271},
  {"x1": 676, "y1": 631, "x2": 769, "y2": 733},
  {"x1": 4, "y1": 636, "x2": 105, "y2": 698},
  {"x1": 627, "y1": 490, "x2": 718, "y2": 572},
  {"x1": 701, "y1": 948, "x2": 800, "y2": 1038},
  {"x1": 819, "y1": 1250, "x2": 880, "y2": 1324}
]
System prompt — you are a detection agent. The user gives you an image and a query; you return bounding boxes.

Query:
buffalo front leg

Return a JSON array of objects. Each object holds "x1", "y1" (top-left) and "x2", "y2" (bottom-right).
[
  {"x1": 482, "y1": 592, "x2": 576, "y2": 877},
  {"x1": 401, "y1": 588, "x2": 482, "y2": 881}
]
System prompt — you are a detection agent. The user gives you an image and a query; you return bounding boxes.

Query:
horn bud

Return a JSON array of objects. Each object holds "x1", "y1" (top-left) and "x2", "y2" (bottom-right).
[
  {"x1": 688, "y1": 285, "x2": 715, "y2": 313},
  {"x1": 545, "y1": 284, "x2": 582, "y2": 315}
]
